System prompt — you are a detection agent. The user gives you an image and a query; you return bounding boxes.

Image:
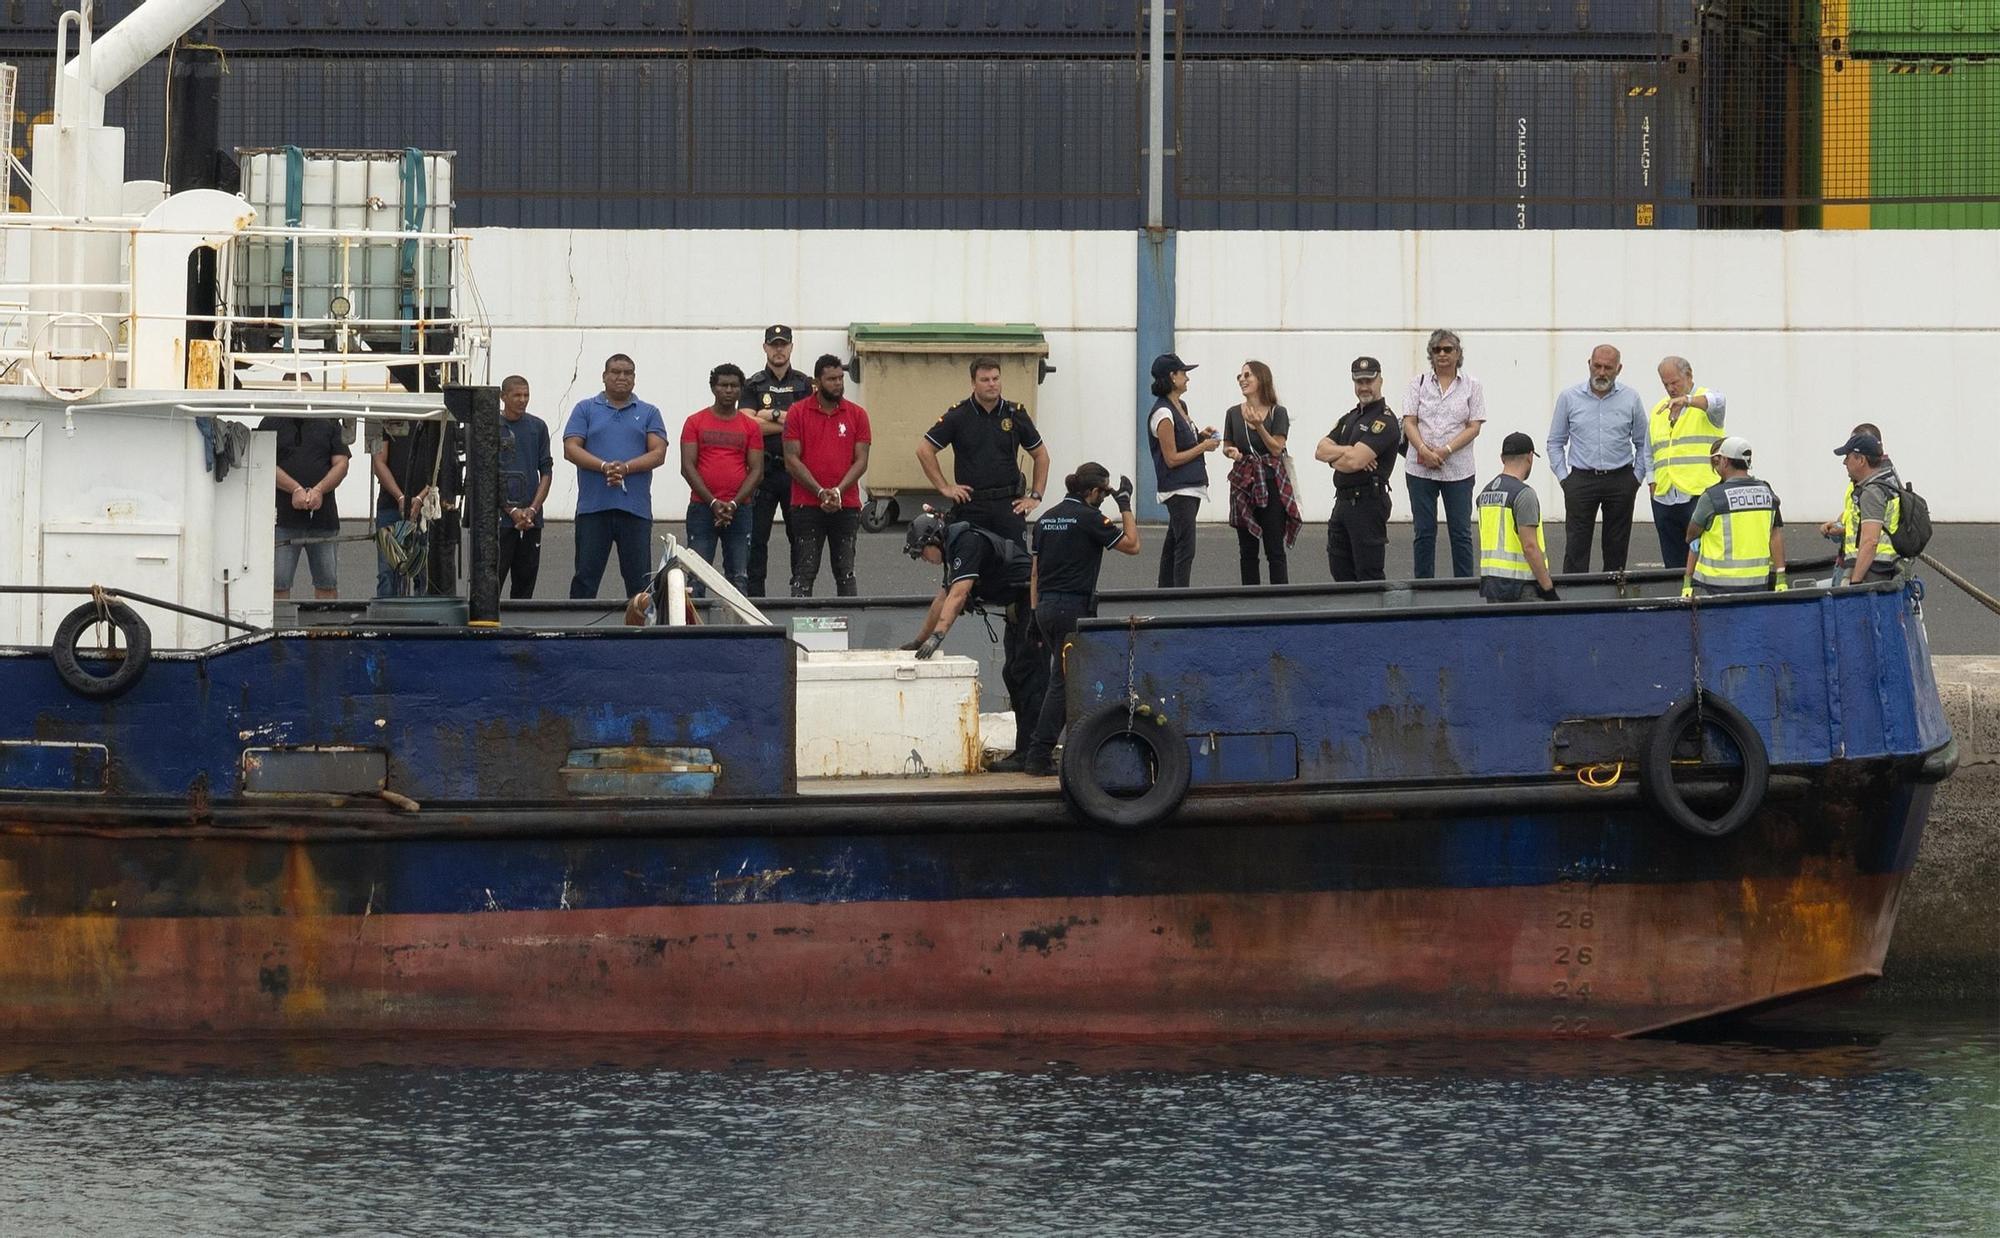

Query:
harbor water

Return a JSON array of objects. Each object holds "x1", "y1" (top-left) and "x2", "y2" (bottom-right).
[{"x1": 2, "y1": 1004, "x2": 1993, "y2": 1236}]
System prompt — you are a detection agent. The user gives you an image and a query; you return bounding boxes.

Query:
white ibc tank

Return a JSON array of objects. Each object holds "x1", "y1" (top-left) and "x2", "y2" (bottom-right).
[
  {"x1": 233, "y1": 148, "x2": 455, "y2": 337},
  {"x1": 794, "y1": 651, "x2": 982, "y2": 777}
]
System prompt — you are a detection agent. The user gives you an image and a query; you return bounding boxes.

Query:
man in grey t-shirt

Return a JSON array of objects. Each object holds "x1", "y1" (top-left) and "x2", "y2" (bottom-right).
[{"x1": 1475, "y1": 432, "x2": 1560, "y2": 604}]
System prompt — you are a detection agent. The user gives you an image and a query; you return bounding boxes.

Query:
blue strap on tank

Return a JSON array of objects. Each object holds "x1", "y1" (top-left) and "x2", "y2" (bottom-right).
[
  {"x1": 398, "y1": 148, "x2": 425, "y2": 354},
  {"x1": 280, "y1": 145, "x2": 304, "y2": 347}
]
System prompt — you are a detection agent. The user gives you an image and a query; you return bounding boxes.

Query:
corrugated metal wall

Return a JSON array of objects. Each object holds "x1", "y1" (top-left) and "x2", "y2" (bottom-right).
[
  {"x1": 1175, "y1": 58, "x2": 1697, "y2": 229},
  {"x1": 1, "y1": 1, "x2": 1984, "y2": 229}
]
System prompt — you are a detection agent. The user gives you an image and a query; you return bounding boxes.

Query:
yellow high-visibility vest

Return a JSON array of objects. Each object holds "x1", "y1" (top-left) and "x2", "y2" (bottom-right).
[
  {"x1": 1648, "y1": 390, "x2": 1723, "y2": 499},
  {"x1": 1477, "y1": 474, "x2": 1542, "y2": 580},
  {"x1": 1843, "y1": 475, "x2": 1902, "y2": 568},
  {"x1": 1692, "y1": 477, "x2": 1779, "y2": 590}
]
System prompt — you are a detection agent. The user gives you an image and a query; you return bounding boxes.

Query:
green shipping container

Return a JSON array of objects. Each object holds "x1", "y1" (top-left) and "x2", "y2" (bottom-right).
[
  {"x1": 1843, "y1": 0, "x2": 2000, "y2": 54},
  {"x1": 1869, "y1": 60, "x2": 2000, "y2": 228}
]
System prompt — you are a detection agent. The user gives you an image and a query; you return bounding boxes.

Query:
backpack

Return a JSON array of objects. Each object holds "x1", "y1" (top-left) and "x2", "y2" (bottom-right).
[{"x1": 1866, "y1": 475, "x2": 1933, "y2": 560}]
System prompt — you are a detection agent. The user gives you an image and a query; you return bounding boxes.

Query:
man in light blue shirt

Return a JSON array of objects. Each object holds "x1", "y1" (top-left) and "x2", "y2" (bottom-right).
[
  {"x1": 563, "y1": 353, "x2": 669, "y2": 599},
  {"x1": 1545, "y1": 344, "x2": 1649, "y2": 574}
]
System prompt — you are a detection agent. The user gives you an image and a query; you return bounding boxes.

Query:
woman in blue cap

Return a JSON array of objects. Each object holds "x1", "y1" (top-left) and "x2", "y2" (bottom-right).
[{"x1": 1147, "y1": 353, "x2": 1221, "y2": 587}]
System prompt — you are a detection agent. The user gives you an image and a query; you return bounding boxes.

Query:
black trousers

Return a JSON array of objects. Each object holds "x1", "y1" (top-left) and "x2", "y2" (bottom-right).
[
  {"x1": 949, "y1": 497, "x2": 1027, "y2": 546},
  {"x1": 496, "y1": 523, "x2": 543, "y2": 599},
  {"x1": 999, "y1": 593, "x2": 1051, "y2": 758},
  {"x1": 747, "y1": 464, "x2": 792, "y2": 598},
  {"x1": 1234, "y1": 497, "x2": 1291, "y2": 585},
  {"x1": 1561, "y1": 468, "x2": 1641, "y2": 574},
  {"x1": 1027, "y1": 590, "x2": 1092, "y2": 762},
  {"x1": 788, "y1": 505, "x2": 860, "y2": 597},
  {"x1": 1327, "y1": 489, "x2": 1389, "y2": 582},
  {"x1": 1158, "y1": 494, "x2": 1201, "y2": 588}
]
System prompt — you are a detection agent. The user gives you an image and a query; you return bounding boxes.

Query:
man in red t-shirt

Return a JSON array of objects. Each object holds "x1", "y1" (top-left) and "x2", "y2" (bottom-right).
[
  {"x1": 678, "y1": 363, "x2": 764, "y2": 596},
  {"x1": 780, "y1": 354, "x2": 873, "y2": 597}
]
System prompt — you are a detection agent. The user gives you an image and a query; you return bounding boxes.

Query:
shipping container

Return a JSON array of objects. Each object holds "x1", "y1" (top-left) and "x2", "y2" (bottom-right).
[
  {"x1": 1175, "y1": 57, "x2": 1698, "y2": 229},
  {"x1": 1839, "y1": 0, "x2": 2000, "y2": 55},
  {"x1": 1819, "y1": 56, "x2": 2000, "y2": 228},
  {"x1": 0, "y1": 1, "x2": 1701, "y2": 53}
]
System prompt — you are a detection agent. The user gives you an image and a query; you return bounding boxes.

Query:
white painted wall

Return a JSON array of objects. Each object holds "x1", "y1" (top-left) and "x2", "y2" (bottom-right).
[
  {"x1": 1178, "y1": 230, "x2": 2000, "y2": 527},
  {"x1": 327, "y1": 228, "x2": 2000, "y2": 525}
]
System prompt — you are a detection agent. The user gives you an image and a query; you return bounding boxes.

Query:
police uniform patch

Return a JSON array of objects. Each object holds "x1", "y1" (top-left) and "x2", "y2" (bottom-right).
[
  {"x1": 761, "y1": 394, "x2": 772, "y2": 407},
  {"x1": 1000, "y1": 418, "x2": 1013, "y2": 432},
  {"x1": 1370, "y1": 419, "x2": 1386, "y2": 433}
]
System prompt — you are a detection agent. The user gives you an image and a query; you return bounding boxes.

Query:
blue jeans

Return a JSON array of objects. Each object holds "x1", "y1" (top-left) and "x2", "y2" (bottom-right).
[
  {"x1": 685, "y1": 501, "x2": 752, "y2": 597},
  {"x1": 570, "y1": 510, "x2": 655, "y2": 599},
  {"x1": 1407, "y1": 474, "x2": 1476, "y2": 579},
  {"x1": 274, "y1": 528, "x2": 339, "y2": 594},
  {"x1": 375, "y1": 508, "x2": 407, "y2": 597}
]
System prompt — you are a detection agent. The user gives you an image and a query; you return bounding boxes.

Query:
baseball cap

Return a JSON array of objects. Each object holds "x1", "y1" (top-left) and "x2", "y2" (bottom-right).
[
  {"x1": 1150, "y1": 353, "x2": 1197, "y2": 381},
  {"x1": 1712, "y1": 435, "x2": 1753, "y2": 464},
  {"x1": 1833, "y1": 431, "x2": 1883, "y2": 458},
  {"x1": 1500, "y1": 432, "x2": 1538, "y2": 457},
  {"x1": 764, "y1": 324, "x2": 793, "y2": 345},
  {"x1": 1350, "y1": 356, "x2": 1382, "y2": 379}
]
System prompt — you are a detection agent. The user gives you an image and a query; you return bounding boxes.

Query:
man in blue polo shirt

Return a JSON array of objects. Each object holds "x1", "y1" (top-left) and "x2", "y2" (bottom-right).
[{"x1": 563, "y1": 353, "x2": 669, "y2": 599}]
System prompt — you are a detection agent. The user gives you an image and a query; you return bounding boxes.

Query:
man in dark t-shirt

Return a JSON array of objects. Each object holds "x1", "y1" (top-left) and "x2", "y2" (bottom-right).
[
  {"x1": 260, "y1": 415, "x2": 351, "y2": 599},
  {"x1": 496, "y1": 374, "x2": 555, "y2": 598},
  {"x1": 916, "y1": 357, "x2": 1052, "y2": 545},
  {"x1": 1023, "y1": 464, "x2": 1139, "y2": 776},
  {"x1": 900, "y1": 511, "x2": 1049, "y2": 773}
]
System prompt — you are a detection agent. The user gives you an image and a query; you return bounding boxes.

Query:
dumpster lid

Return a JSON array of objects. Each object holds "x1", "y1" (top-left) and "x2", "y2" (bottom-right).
[{"x1": 849, "y1": 322, "x2": 1047, "y2": 352}]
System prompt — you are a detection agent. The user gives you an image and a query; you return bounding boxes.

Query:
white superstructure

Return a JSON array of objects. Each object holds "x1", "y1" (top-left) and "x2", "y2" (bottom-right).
[{"x1": 0, "y1": 0, "x2": 487, "y2": 648}]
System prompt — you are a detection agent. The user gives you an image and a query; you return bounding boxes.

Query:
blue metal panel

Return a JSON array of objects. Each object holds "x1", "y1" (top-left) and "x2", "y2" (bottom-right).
[
  {"x1": 0, "y1": 741, "x2": 108, "y2": 794},
  {"x1": 1066, "y1": 585, "x2": 1943, "y2": 784},
  {"x1": 0, "y1": 628, "x2": 797, "y2": 803}
]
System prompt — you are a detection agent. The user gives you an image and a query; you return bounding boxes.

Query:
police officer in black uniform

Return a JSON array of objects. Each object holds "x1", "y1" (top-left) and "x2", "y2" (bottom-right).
[
  {"x1": 1021, "y1": 463, "x2": 1140, "y2": 777},
  {"x1": 1315, "y1": 355, "x2": 1402, "y2": 582},
  {"x1": 915, "y1": 356, "x2": 1052, "y2": 546},
  {"x1": 901, "y1": 510, "x2": 1049, "y2": 773},
  {"x1": 740, "y1": 324, "x2": 816, "y2": 597}
]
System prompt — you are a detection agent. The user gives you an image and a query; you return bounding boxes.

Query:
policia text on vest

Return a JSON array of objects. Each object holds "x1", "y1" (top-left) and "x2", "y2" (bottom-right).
[{"x1": 1681, "y1": 439, "x2": 1787, "y2": 597}]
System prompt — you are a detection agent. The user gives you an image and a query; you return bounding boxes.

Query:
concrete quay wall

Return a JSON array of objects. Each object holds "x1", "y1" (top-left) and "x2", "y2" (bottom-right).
[{"x1": 1884, "y1": 656, "x2": 2000, "y2": 1003}]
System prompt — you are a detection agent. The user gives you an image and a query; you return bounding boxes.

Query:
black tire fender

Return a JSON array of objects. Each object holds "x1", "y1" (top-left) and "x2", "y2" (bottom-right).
[
  {"x1": 1641, "y1": 693, "x2": 1770, "y2": 838},
  {"x1": 51, "y1": 600, "x2": 152, "y2": 700},
  {"x1": 1058, "y1": 701, "x2": 1193, "y2": 831}
]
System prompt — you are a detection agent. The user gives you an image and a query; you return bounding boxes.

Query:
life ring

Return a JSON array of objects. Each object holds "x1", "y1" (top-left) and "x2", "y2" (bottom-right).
[
  {"x1": 1058, "y1": 701, "x2": 1192, "y2": 831},
  {"x1": 1640, "y1": 693, "x2": 1770, "y2": 838},
  {"x1": 52, "y1": 600, "x2": 152, "y2": 700}
]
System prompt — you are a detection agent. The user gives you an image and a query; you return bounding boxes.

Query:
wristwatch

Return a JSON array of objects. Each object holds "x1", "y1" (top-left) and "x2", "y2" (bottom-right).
[{"x1": 1027, "y1": 489, "x2": 1042, "y2": 500}]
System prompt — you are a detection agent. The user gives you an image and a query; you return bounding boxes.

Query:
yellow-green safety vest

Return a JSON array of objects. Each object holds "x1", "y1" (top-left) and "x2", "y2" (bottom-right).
[
  {"x1": 1842, "y1": 474, "x2": 1901, "y2": 569},
  {"x1": 1648, "y1": 389, "x2": 1724, "y2": 499},
  {"x1": 1477, "y1": 474, "x2": 1542, "y2": 580},
  {"x1": 1692, "y1": 477, "x2": 1779, "y2": 590}
]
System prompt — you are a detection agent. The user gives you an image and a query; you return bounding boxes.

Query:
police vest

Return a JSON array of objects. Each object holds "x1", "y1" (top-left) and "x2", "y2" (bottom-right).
[
  {"x1": 1842, "y1": 475, "x2": 1902, "y2": 569},
  {"x1": 1648, "y1": 390, "x2": 1723, "y2": 500},
  {"x1": 1476, "y1": 474, "x2": 1542, "y2": 581},
  {"x1": 1148, "y1": 399, "x2": 1210, "y2": 493},
  {"x1": 1692, "y1": 476, "x2": 1779, "y2": 590}
]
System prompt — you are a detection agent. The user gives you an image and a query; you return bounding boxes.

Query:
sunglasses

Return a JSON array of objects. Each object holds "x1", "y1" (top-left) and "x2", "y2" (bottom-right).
[{"x1": 1429, "y1": 345, "x2": 1458, "y2": 355}]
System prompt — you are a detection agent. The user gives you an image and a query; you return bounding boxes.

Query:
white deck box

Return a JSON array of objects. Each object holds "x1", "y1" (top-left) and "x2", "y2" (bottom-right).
[{"x1": 794, "y1": 651, "x2": 981, "y2": 777}]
